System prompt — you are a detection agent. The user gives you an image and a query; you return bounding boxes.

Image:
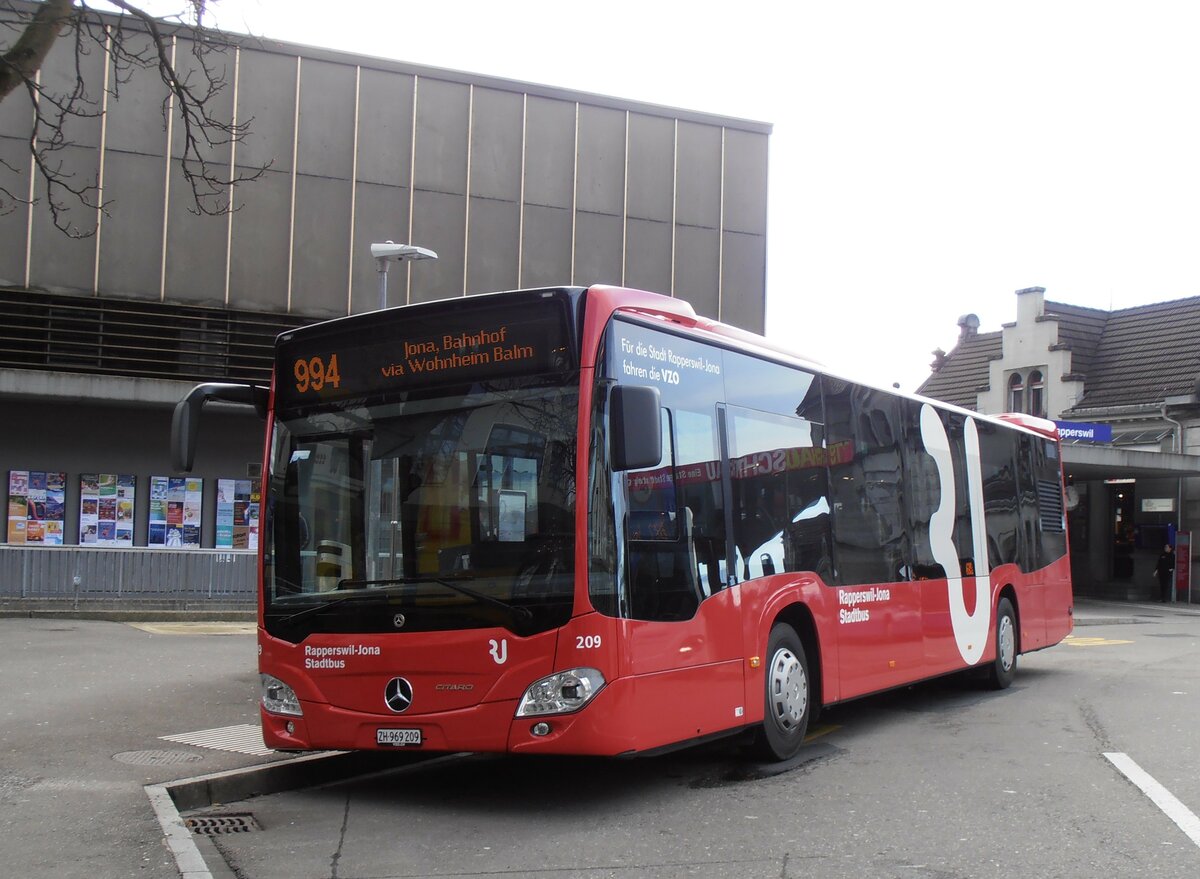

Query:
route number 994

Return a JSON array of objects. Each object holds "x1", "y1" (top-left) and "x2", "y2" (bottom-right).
[
  {"x1": 576, "y1": 635, "x2": 602, "y2": 649},
  {"x1": 294, "y1": 354, "x2": 341, "y2": 393}
]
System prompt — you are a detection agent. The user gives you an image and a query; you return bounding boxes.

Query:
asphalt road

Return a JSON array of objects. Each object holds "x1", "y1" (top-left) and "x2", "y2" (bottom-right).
[
  {"x1": 201, "y1": 606, "x2": 1200, "y2": 879},
  {"x1": 0, "y1": 619, "x2": 277, "y2": 879},
  {"x1": 2, "y1": 603, "x2": 1198, "y2": 878}
]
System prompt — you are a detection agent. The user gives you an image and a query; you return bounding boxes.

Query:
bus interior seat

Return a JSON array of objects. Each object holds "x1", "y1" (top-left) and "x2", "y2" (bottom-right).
[{"x1": 627, "y1": 507, "x2": 705, "y2": 621}]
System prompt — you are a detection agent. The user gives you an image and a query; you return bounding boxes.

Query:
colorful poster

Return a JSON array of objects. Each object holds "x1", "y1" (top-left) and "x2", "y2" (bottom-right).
[
  {"x1": 216, "y1": 478, "x2": 260, "y2": 550},
  {"x1": 80, "y1": 474, "x2": 135, "y2": 547},
  {"x1": 8, "y1": 470, "x2": 67, "y2": 545},
  {"x1": 149, "y1": 476, "x2": 202, "y2": 548}
]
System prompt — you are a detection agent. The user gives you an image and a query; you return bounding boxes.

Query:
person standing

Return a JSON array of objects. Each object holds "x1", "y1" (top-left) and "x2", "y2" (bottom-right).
[{"x1": 1155, "y1": 544, "x2": 1176, "y2": 602}]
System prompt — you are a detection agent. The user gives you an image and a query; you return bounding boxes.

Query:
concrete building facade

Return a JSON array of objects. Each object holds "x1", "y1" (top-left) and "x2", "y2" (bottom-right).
[{"x1": 0, "y1": 7, "x2": 769, "y2": 600}]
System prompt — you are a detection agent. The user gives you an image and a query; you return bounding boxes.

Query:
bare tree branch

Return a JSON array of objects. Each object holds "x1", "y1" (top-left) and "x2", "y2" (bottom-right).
[{"x1": 0, "y1": 0, "x2": 267, "y2": 238}]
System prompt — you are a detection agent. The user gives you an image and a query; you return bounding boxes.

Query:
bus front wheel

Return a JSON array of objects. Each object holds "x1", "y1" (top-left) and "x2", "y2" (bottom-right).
[
  {"x1": 986, "y1": 597, "x2": 1018, "y2": 690},
  {"x1": 753, "y1": 623, "x2": 810, "y2": 761}
]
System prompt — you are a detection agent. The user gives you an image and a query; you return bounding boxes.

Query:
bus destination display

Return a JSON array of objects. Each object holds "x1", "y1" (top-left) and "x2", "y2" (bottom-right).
[{"x1": 276, "y1": 299, "x2": 574, "y2": 409}]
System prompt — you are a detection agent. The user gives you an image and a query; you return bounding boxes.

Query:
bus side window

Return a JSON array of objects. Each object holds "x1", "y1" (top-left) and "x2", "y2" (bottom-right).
[
  {"x1": 626, "y1": 410, "x2": 706, "y2": 621},
  {"x1": 825, "y1": 383, "x2": 910, "y2": 586},
  {"x1": 673, "y1": 408, "x2": 728, "y2": 599},
  {"x1": 727, "y1": 405, "x2": 831, "y2": 582}
]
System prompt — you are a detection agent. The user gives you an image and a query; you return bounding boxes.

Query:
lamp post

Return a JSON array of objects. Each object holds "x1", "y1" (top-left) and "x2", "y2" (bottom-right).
[{"x1": 370, "y1": 241, "x2": 438, "y2": 310}]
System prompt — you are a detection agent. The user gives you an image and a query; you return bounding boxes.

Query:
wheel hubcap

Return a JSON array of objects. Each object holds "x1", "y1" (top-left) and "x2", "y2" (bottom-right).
[
  {"x1": 998, "y1": 615, "x2": 1015, "y2": 672},
  {"x1": 768, "y1": 647, "x2": 807, "y2": 731}
]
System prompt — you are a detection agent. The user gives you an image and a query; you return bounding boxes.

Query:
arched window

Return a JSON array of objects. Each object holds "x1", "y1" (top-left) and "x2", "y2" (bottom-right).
[
  {"x1": 1028, "y1": 370, "x2": 1045, "y2": 418},
  {"x1": 1008, "y1": 373, "x2": 1024, "y2": 413}
]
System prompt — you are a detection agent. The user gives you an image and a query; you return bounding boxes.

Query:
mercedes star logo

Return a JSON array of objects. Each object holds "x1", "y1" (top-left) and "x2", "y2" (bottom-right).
[
  {"x1": 393, "y1": 613, "x2": 406, "y2": 629},
  {"x1": 384, "y1": 677, "x2": 414, "y2": 713}
]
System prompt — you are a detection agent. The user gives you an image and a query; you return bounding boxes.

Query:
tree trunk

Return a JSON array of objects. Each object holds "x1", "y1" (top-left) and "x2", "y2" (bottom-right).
[{"x1": 0, "y1": 0, "x2": 76, "y2": 104}]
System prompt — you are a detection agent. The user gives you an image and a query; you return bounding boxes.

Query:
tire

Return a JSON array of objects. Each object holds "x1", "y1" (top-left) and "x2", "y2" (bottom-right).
[
  {"x1": 753, "y1": 624, "x2": 811, "y2": 761},
  {"x1": 986, "y1": 597, "x2": 1018, "y2": 690}
]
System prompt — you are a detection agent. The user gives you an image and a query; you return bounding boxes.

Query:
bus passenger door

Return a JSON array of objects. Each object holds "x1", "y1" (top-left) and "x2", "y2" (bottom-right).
[{"x1": 617, "y1": 404, "x2": 746, "y2": 747}]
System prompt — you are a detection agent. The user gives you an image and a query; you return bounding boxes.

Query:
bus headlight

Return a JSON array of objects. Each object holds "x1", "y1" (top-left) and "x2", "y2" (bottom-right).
[
  {"x1": 260, "y1": 673, "x2": 303, "y2": 717},
  {"x1": 516, "y1": 668, "x2": 605, "y2": 717}
]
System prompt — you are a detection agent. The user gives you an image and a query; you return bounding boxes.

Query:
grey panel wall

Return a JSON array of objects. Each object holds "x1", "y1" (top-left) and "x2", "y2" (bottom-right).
[
  {"x1": 165, "y1": 162, "x2": 230, "y2": 307},
  {"x1": 0, "y1": 136, "x2": 27, "y2": 286},
  {"x1": 291, "y1": 59, "x2": 357, "y2": 316},
  {"x1": 1, "y1": 20, "x2": 769, "y2": 333},
  {"x1": 228, "y1": 169, "x2": 293, "y2": 312},
  {"x1": 0, "y1": 399, "x2": 261, "y2": 548},
  {"x1": 350, "y1": 68, "x2": 415, "y2": 314},
  {"x1": 97, "y1": 150, "x2": 165, "y2": 298},
  {"x1": 467, "y1": 88, "x2": 522, "y2": 294},
  {"x1": 27, "y1": 147, "x2": 97, "y2": 291}
]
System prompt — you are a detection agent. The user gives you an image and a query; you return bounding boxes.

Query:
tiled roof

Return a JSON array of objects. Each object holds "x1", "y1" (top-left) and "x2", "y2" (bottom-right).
[
  {"x1": 915, "y1": 331, "x2": 1001, "y2": 410},
  {"x1": 1042, "y1": 300, "x2": 1107, "y2": 378},
  {"x1": 1069, "y1": 296, "x2": 1200, "y2": 410},
  {"x1": 916, "y1": 293, "x2": 1200, "y2": 414}
]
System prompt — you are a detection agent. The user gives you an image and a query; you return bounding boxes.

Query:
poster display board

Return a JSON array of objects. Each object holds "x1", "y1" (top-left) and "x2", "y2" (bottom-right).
[
  {"x1": 79, "y1": 474, "x2": 135, "y2": 546},
  {"x1": 216, "y1": 478, "x2": 260, "y2": 550},
  {"x1": 148, "y1": 476, "x2": 203, "y2": 548},
  {"x1": 7, "y1": 470, "x2": 66, "y2": 545}
]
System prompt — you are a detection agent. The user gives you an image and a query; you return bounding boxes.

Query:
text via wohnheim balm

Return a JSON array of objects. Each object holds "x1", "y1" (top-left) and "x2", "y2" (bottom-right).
[
  {"x1": 619, "y1": 334, "x2": 720, "y2": 386},
  {"x1": 303, "y1": 643, "x2": 381, "y2": 669},
  {"x1": 838, "y1": 587, "x2": 891, "y2": 624}
]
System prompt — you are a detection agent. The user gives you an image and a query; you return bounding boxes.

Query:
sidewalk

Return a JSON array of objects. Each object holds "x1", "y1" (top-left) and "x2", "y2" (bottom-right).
[
  {"x1": 1073, "y1": 596, "x2": 1200, "y2": 626},
  {"x1": 0, "y1": 597, "x2": 254, "y2": 622}
]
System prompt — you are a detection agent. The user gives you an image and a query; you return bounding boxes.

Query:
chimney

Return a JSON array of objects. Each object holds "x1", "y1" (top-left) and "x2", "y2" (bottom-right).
[
  {"x1": 957, "y1": 314, "x2": 980, "y2": 340},
  {"x1": 930, "y1": 348, "x2": 947, "y2": 372}
]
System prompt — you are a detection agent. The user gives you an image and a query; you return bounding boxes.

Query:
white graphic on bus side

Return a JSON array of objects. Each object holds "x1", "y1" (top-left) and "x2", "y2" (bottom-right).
[
  {"x1": 920, "y1": 404, "x2": 991, "y2": 665},
  {"x1": 489, "y1": 638, "x2": 508, "y2": 665}
]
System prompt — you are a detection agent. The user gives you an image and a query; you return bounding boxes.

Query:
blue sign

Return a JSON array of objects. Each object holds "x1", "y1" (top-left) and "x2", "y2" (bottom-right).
[{"x1": 1055, "y1": 421, "x2": 1112, "y2": 443}]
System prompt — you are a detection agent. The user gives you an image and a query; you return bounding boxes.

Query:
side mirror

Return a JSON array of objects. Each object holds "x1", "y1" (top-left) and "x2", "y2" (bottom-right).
[
  {"x1": 610, "y1": 385, "x2": 662, "y2": 472},
  {"x1": 171, "y1": 383, "x2": 269, "y2": 472}
]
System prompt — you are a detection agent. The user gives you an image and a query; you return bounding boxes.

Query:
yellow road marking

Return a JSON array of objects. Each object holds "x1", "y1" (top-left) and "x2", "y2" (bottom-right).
[
  {"x1": 805, "y1": 723, "x2": 840, "y2": 742},
  {"x1": 1065, "y1": 634, "x2": 1133, "y2": 647},
  {"x1": 127, "y1": 622, "x2": 256, "y2": 636}
]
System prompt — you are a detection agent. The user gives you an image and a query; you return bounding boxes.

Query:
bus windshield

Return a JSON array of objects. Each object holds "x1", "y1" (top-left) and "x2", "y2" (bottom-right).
[{"x1": 264, "y1": 383, "x2": 578, "y2": 640}]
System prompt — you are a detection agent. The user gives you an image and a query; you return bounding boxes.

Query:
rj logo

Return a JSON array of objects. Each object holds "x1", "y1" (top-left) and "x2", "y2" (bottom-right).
[{"x1": 488, "y1": 638, "x2": 508, "y2": 665}]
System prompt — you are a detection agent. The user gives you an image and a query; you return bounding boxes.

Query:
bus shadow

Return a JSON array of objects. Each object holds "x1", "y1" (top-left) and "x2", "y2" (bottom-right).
[
  {"x1": 270, "y1": 669, "x2": 1067, "y2": 814},
  {"x1": 330, "y1": 749, "x2": 738, "y2": 816},
  {"x1": 816, "y1": 663, "x2": 1065, "y2": 730}
]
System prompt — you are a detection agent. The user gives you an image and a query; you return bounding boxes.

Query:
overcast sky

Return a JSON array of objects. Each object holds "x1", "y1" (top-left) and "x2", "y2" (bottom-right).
[{"x1": 193, "y1": 0, "x2": 1200, "y2": 391}]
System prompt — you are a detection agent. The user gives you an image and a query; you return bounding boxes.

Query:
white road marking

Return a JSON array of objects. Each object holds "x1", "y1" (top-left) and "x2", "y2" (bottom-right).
[
  {"x1": 161, "y1": 723, "x2": 274, "y2": 757},
  {"x1": 128, "y1": 622, "x2": 256, "y2": 636},
  {"x1": 1104, "y1": 752, "x2": 1200, "y2": 848}
]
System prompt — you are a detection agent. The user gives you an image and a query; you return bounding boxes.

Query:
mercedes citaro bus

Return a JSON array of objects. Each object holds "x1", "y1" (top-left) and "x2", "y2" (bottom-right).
[{"x1": 172, "y1": 285, "x2": 1072, "y2": 761}]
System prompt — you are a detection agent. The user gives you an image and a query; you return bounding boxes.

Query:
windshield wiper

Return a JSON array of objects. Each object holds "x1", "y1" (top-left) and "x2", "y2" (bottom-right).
[
  {"x1": 337, "y1": 576, "x2": 534, "y2": 624},
  {"x1": 275, "y1": 590, "x2": 388, "y2": 626}
]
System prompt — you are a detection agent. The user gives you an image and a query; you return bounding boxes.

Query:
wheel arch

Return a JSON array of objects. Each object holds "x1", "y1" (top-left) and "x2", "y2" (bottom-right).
[
  {"x1": 770, "y1": 602, "x2": 823, "y2": 717},
  {"x1": 997, "y1": 583, "x2": 1020, "y2": 654}
]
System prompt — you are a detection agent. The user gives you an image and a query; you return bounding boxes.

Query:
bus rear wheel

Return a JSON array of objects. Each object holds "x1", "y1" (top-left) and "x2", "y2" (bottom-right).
[
  {"x1": 753, "y1": 623, "x2": 810, "y2": 761},
  {"x1": 986, "y1": 597, "x2": 1018, "y2": 690}
]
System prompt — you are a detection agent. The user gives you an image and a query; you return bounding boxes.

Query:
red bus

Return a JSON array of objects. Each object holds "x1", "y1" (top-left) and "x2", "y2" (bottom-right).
[{"x1": 172, "y1": 285, "x2": 1073, "y2": 761}]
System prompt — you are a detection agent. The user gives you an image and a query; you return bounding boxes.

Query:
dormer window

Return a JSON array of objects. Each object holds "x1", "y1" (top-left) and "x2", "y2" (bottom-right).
[
  {"x1": 1007, "y1": 370, "x2": 1047, "y2": 417},
  {"x1": 1028, "y1": 370, "x2": 1045, "y2": 418},
  {"x1": 1008, "y1": 373, "x2": 1024, "y2": 412}
]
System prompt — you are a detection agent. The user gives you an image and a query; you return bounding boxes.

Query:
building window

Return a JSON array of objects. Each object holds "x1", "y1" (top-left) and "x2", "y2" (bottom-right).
[
  {"x1": 1028, "y1": 370, "x2": 1045, "y2": 418},
  {"x1": 1008, "y1": 373, "x2": 1024, "y2": 413}
]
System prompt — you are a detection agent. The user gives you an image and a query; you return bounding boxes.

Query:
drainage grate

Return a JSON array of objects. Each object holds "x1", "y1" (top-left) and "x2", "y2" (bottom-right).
[
  {"x1": 113, "y1": 749, "x2": 206, "y2": 767},
  {"x1": 185, "y1": 813, "x2": 260, "y2": 836}
]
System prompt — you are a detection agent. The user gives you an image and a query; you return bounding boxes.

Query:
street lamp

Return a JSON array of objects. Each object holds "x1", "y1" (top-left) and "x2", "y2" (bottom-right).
[{"x1": 371, "y1": 241, "x2": 437, "y2": 310}]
